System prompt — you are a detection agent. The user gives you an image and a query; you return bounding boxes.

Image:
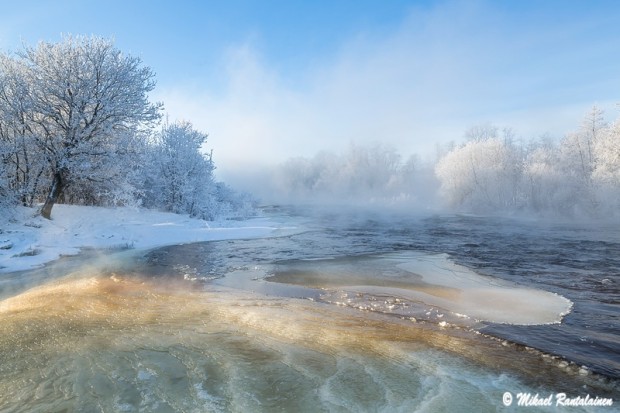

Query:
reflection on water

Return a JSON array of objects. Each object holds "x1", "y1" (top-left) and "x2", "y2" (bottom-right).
[
  {"x1": 0, "y1": 267, "x2": 615, "y2": 412},
  {"x1": 1, "y1": 208, "x2": 619, "y2": 411}
]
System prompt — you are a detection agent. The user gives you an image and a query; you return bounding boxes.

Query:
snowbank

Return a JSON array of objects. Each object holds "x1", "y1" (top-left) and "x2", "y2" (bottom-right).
[{"x1": 0, "y1": 205, "x2": 295, "y2": 273}]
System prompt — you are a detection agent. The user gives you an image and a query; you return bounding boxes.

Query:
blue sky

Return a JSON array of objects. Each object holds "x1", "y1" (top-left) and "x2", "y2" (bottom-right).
[{"x1": 2, "y1": 1, "x2": 620, "y2": 184}]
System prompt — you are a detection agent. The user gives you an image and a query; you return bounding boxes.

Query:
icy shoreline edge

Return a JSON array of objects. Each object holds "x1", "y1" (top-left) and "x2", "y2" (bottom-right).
[{"x1": 0, "y1": 205, "x2": 292, "y2": 274}]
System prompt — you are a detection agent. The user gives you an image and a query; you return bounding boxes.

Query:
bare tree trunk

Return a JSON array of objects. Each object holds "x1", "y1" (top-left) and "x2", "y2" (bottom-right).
[{"x1": 40, "y1": 171, "x2": 65, "y2": 219}]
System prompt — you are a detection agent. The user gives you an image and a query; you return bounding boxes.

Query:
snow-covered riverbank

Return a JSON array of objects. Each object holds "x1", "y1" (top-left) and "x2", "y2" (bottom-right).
[{"x1": 0, "y1": 205, "x2": 294, "y2": 273}]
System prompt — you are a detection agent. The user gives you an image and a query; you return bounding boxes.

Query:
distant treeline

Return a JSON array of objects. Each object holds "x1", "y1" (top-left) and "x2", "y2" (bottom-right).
[
  {"x1": 273, "y1": 143, "x2": 435, "y2": 207},
  {"x1": 436, "y1": 107, "x2": 619, "y2": 217},
  {"x1": 275, "y1": 106, "x2": 619, "y2": 217}
]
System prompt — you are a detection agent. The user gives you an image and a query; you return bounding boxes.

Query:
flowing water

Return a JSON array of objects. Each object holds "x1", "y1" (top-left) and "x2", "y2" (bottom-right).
[{"x1": 0, "y1": 206, "x2": 618, "y2": 412}]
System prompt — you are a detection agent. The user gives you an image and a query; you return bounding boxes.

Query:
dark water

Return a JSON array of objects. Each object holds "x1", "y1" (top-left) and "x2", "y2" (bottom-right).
[
  {"x1": 140, "y1": 206, "x2": 620, "y2": 380},
  {"x1": 1, "y1": 205, "x2": 618, "y2": 411}
]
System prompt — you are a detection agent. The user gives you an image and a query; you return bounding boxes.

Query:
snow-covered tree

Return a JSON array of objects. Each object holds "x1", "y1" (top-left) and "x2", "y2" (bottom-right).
[
  {"x1": 0, "y1": 54, "x2": 50, "y2": 207},
  {"x1": 1, "y1": 37, "x2": 255, "y2": 221},
  {"x1": 435, "y1": 134, "x2": 522, "y2": 211},
  {"x1": 339, "y1": 143, "x2": 403, "y2": 197},
  {"x1": 556, "y1": 106, "x2": 606, "y2": 213},
  {"x1": 274, "y1": 143, "x2": 417, "y2": 203},
  {"x1": 593, "y1": 121, "x2": 620, "y2": 187},
  {"x1": 464, "y1": 123, "x2": 499, "y2": 142},
  {"x1": 142, "y1": 120, "x2": 217, "y2": 218},
  {"x1": 592, "y1": 119, "x2": 620, "y2": 212},
  {"x1": 0, "y1": 145, "x2": 15, "y2": 217},
  {"x1": 522, "y1": 139, "x2": 564, "y2": 213},
  {"x1": 139, "y1": 120, "x2": 256, "y2": 220},
  {"x1": 10, "y1": 35, "x2": 162, "y2": 218},
  {"x1": 210, "y1": 182, "x2": 257, "y2": 219},
  {"x1": 435, "y1": 109, "x2": 620, "y2": 217}
]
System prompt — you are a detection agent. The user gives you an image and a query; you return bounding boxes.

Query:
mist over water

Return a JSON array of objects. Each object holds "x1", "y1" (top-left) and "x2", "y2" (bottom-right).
[{"x1": 0, "y1": 206, "x2": 618, "y2": 411}]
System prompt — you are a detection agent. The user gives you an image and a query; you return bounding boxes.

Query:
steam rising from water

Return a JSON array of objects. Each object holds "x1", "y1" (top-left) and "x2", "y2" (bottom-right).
[{"x1": 0, "y1": 259, "x2": 610, "y2": 412}]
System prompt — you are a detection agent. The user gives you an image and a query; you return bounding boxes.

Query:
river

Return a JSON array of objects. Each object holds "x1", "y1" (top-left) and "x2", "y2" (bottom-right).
[{"x1": 0, "y1": 206, "x2": 618, "y2": 412}]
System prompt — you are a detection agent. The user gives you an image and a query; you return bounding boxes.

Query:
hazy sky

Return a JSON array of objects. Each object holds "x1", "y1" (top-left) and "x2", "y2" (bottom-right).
[{"x1": 2, "y1": 0, "x2": 620, "y2": 184}]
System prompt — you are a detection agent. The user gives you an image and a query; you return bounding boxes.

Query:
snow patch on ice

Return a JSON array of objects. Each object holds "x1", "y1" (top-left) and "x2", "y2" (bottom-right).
[{"x1": 386, "y1": 252, "x2": 574, "y2": 325}]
